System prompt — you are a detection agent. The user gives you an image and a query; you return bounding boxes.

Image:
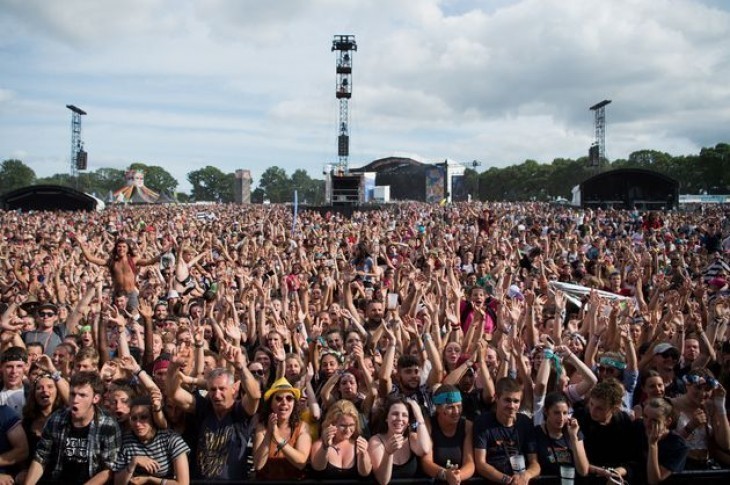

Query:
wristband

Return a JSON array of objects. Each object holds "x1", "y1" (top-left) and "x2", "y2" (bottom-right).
[
  {"x1": 276, "y1": 438, "x2": 288, "y2": 452},
  {"x1": 715, "y1": 397, "x2": 727, "y2": 415},
  {"x1": 51, "y1": 371, "x2": 62, "y2": 382},
  {"x1": 134, "y1": 369, "x2": 144, "y2": 377}
]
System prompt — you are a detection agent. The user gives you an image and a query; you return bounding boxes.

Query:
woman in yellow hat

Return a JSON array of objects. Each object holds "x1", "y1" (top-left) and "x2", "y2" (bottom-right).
[{"x1": 252, "y1": 377, "x2": 312, "y2": 480}]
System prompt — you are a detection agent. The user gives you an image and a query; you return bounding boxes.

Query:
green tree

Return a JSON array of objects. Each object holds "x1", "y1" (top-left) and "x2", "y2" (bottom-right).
[
  {"x1": 129, "y1": 162, "x2": 178, "y2": 194},
  {"x1": 90, "y1": 168, "x2": 126, "y2": 195},
  {"x1": 0, "y1": 159, "x2": 36, "y2": 193},
  {"x1": 187, "y1": 166, "x2": 234, "y2": 202},
  {"x1": 291, "y1": 169, "x2": 326, "y2": 205},
  {"x1": 35, "y1": 173, "x2": 75, "y2": 187},
  {"x1": 259, "y1": 166, "x2": 292, "y2": 203},
  {"x1": 462, "y1": 168, "x2": 480, "y2": 200}
]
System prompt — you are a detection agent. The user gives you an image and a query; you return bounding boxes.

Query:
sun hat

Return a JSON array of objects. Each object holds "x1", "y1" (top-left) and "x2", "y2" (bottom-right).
[{"x1": 264, "y1": 377, "x2": 301, "y2": 401}]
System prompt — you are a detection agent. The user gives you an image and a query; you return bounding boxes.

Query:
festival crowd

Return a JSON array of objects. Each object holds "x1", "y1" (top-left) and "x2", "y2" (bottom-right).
[{"x1": 0, "y1": 202, "x2": 728, "y2": 484}]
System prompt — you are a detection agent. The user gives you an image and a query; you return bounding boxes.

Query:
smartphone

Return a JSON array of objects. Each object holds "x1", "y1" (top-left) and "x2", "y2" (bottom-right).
[{"x1": 387, "y1": 292, "x2": 398, "y2": 310}]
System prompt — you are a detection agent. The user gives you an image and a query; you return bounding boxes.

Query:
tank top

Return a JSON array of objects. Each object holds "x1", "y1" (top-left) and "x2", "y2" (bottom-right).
[
  {"x1": 320, "y1": 460, "x2": 359, "y2": 480},
  {"x1": 256, "y1": 422, "x2": 307, "y2": 480},
  {"x1": 431, "y1": 418, "x2": 465, "y2": 468},
  {"x1": 677, "y1": 410, "x2": 711, "y2": 451},
  {"x1": 378, "y1": 434, "x2": 419, "y2": 479}
]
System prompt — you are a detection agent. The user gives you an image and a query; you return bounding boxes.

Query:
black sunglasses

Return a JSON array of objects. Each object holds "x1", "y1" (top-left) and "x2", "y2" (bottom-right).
[{"x1": 37, "y1": 311, "x2": 56, "y2": 318}]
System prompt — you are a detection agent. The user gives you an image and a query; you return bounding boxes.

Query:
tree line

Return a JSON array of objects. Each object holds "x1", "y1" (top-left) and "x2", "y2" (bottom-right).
[
  {"x1": 473, "y1": 143, "x2": 729, "y2": 201},
  {"x1": 0, "y1": 142, "x2": 727, "y2": 203},
  {"x1": 0, "y1": 161, "x2": 326, "y2": 204}
]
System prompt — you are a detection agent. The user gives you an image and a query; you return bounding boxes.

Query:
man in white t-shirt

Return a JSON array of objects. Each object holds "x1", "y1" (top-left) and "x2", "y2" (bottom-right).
[{"x1": 0, "y1": 347, "x2": 27, "y2": 415}]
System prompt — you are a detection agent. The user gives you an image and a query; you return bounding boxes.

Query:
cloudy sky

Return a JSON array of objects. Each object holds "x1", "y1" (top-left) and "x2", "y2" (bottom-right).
[{"x1": 1, "y1": 0, "x2": 728, "y2": 193}]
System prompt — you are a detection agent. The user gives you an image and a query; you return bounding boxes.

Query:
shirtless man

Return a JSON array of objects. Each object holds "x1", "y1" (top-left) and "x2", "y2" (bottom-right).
[{"x1": 76, "y1": 237, "x2": 164, "y2": 312}]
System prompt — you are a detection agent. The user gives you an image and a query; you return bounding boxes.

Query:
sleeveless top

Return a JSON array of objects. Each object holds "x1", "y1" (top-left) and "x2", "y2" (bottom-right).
[
  {"x1": 320, "y1": 460, "x2": 360, "y2": 480},
  {"x1": 377, "y1": 435, "x2": 418, "y2": 479},
  {"x1": 392, "y1": 452, "x2": 418, "y2": 479},
  {"x1": 677, "y1": 411, "x2": 711, "y2": 451},
  {"x1": 432, "y1": 418, "x2": 466, "y2": 468},
  {"x1": 256, "y1": 422, "x2": 307, "y2": 480}
]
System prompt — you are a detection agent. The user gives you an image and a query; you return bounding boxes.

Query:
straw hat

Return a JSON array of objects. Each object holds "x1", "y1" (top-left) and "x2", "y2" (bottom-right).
[{"x1": 263, "y1": 377, "x2": 301, "y2": 401}]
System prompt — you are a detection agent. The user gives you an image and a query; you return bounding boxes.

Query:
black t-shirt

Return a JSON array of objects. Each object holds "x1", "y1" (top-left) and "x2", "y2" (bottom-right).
[
  {"x1": 637, "y1": 425, "x2": 689, "y2": 479},
  {"x1": 193, "y1": 394, "x2": 254, "y2": 480},
  {"x1": 576, "y1": 408, "x2": 639, "y2": 470},
  {"x1": 534, "y1": 425, "x2": 584, "y2": 477},
  {"x1": 60, "y1": 423, "x2": 91, "y2": 484},
  {"x1": 473, "y1": 412, "x2": 536, "y2": 475}
]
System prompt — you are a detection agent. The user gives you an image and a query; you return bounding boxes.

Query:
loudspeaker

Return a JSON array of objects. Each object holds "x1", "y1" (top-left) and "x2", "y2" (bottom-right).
[
  {"x1": 588, "y1": 145, "x2": 599, "y2": 167},
  {"x1": 76, "y1": 150, "x2": 88, "y2": 170},
  {"x1": 338, "y1": 135, "x2": 349, "y2": 157}
]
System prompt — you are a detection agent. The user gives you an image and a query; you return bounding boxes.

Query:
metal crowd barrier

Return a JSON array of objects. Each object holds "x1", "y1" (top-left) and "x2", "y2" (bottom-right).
[{"x1": 185, "y1": 469, "x2": 730, "y2": 484}]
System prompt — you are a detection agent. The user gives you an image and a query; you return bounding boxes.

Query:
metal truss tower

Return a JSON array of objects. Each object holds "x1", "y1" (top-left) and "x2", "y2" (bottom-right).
[
  {"x1": 589, "y1": 99, "x2": 611, "y2": 169},
  {"x1": 332, "y1": 35, "x2": 357, "y2": 172},
  {"x1": 66, "y1": 104, "x2": 87, "y2": 178}
]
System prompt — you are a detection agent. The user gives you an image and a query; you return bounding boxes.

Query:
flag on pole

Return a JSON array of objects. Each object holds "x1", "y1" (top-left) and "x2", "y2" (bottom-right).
[{"x1": 291, "y1": 190, "x2": 299, "y2": 236}]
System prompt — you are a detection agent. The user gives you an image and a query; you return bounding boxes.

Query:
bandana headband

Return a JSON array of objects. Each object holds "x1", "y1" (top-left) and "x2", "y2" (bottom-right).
[
  {"x1": 433, "y1": 391, "x2": 462, "y2": 405},
  {"x1": 599, "y1": 356, "x2": 627, "y2": 370}
]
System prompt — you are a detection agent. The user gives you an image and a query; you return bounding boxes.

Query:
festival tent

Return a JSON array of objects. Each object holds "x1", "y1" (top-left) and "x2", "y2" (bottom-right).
[{"x1": 112, "y1": 169, "x2": 162, "y2": 204}]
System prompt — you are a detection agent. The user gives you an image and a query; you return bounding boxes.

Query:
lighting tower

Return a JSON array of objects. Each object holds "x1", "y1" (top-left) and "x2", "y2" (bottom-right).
[
  {"x1": 332, "y1": 35, "x2": 357, "y2": 173},
  {"x1": 589, "y1": 99, "x2": 611, "y2": 169},
  {"x1": 66, "y1": 104, "x2": 87, "y2": 178}
]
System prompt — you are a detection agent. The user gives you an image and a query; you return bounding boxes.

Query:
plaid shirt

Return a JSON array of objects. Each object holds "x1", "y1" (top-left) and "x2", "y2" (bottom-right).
[{"x1": 33, "y1": 406, "x2": 122, "y2": 481}]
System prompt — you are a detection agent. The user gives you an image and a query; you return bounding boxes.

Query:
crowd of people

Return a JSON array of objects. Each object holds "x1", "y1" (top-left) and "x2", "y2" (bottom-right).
[{"x1": 0, "y1": 201, "x2": 728, "y2": 484}]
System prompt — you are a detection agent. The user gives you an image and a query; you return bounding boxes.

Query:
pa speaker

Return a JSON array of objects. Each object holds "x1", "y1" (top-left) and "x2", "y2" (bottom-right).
[{"x1": 76, "y1": 150, "x2": 88, "y2": 170}]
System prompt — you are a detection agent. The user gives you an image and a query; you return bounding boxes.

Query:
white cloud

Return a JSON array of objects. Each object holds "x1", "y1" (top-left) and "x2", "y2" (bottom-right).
[{"x1": 0, "y1": 0, "x2": 728, "y2": 193}]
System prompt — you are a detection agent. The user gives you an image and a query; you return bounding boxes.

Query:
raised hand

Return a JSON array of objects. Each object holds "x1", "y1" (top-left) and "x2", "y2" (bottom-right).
[
  {"x1": 356, "y1": 436, "x2": 368, "y2": 455},
  {"x1": 137, "y1": 299, "x2": 153, "y2": 321},
  {"x1": 135, "y1": 456, "x2": 160, "y2": 475},
  {"x1": 323, "y1": 424, "x2": 337, "y2": 447},
  {"x1": 383, "y1": 433, "x2": 405, "y2": 455}
]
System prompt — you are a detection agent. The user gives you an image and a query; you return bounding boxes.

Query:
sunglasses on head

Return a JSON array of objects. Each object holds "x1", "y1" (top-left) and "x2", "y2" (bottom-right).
[
  {"x1": 684, "y1": 374, "x2": 719, "y2": 389},
  {"x1": 274, "y1": 394, "x2": 295, "y2": 403},
  {"x1": 37, "y1": 311, "x2": 55, "y2": 318}
]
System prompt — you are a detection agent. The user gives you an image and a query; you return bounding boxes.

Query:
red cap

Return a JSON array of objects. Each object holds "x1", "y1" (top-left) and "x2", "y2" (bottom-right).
[{"x1": 153, "y1": 359, "x2": 170, "y2": 373}]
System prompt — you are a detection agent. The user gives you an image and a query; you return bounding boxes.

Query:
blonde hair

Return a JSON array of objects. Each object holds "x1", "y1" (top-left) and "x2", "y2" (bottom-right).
[{"x1": 322, "y1": 399, "x2": 362, "y2": 438}]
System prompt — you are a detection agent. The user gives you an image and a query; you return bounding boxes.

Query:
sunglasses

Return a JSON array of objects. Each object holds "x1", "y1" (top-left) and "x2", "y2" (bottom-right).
[
  {"x1": 684, "y1": 375, "x2": 719, "y2": 389},
  {"x1": 250, "y1": 369, "x2": 265, "y2": 377},
  {"x1": 37, "y1": 311, "x2": 56, "y2": 318},
  {"x1": 274, "y1": 394, "x2": 295, "y2": 403}
]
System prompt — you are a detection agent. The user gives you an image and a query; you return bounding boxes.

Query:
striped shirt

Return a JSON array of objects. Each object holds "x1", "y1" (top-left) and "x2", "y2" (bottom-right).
[{"x1": 112, "y1": 429, "x2": 190, "y2": 478}]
